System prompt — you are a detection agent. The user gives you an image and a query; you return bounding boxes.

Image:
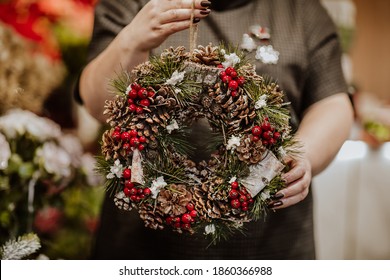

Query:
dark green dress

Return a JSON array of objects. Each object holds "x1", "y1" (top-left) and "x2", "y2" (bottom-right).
[{"x1": 85, "y1": 0, "x2": 347, "y2": 259}]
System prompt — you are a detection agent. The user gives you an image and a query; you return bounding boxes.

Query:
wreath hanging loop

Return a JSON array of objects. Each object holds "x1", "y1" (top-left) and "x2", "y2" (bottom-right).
[{"x1": 99, "y1": 44, "x2": 299, "y2": 244}]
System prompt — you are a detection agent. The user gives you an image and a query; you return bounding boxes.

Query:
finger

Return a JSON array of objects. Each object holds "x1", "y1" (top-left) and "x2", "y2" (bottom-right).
[
  {"x1": 159, "y1": 8, "x2": 210, "y2": 24},
  {"x1": 167, "y1": 0, "x2": 212, "y2": 10},
  {"x1": 281, "y1": 160, "x2": 306, "y2": 184},
  {"x1": 269, "y1": 186, "x2": 310, "y2": 210}
]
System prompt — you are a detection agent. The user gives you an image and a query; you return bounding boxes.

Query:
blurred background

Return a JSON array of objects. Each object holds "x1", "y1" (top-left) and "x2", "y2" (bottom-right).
[{"x1": 0, "y1": 0, "x2": 389, "y2": 259}]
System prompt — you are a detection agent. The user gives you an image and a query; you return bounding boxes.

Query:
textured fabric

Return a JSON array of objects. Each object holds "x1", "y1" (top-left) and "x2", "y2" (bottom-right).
[{"x1": 86, "y1": 0, "x2": 347, "y2": 259}]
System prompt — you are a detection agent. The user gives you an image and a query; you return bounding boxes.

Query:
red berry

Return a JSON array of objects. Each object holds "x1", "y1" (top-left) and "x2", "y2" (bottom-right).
[
  {"x1": 228, "y1": 80, "x2": 239, "y2": 90},
  {"x1": 251, "y1": 125, "x2": 262, "y2": 136},
  {"x1": 135, "y1": 196, "x2": 141, "y2": 202},
  {"x1": 166, "y1": 217, "x2": 173, "y2": 225},
  {"x1": 143, "y1": 188, "x2": 151, "y2": 196},
  {"x1": 262, "y1": 131, "x2": 273, "y2": 140},
  {"x1": 139, "y1": 99, "x2": 150, "y2": 107},
  {"x1": 125, "y1": 180, "x2": 134, "y2": 189},
  {"x1": 130, "y1": 130, "x2": 138, "y2": 138},
  {"x1": 230, "y1": 70, "x2": 238, "y2": 79},
  {"x1": 237, "y1": 76, "x2": 246, "y2": 86},
  {"x1": 269, "y1": 138, "x2": 276, "y2": 146},
  {"x1": 114, "y1": 126, "x2": 121, "y2": 132},
  {"x1": 129, "y1": 104, "x2": 137, "y2": 112},
  {"x1": 189, "y1": 210, "x2": 197, "y2": 218},
  {"x1": 130, "y1": 137, "x2": 140, "y2": 147},
  {"x1": 262, "y1": 140, "x2": 269, "y2": 146},
  {"x1": 128, "y1": 89, "x2": 138, "y2": 100},
  {"x1": 225, "y1": 67, "x2": 235, "y2": 76},
  {"x1": 138, "y1": 136, "x2": 147, "y2": 143},
  {"x1": 261, "y1": 121, "x2": 271, "y2": 131},
  {"x1": 181, "y1": 213, "x2": 192, "y2": 224},
  {"x1": 148, "y1": 90, "x2": 155, "y2": 98},
  {"x1": 222, "y1": 75, "x2": 232, "y2": 84},
  {"x1": 121, "y1": 131, "x2": 131, "y2": 142},
  {"x1": 138, "y1": 88, "x2": 148, "y2": 99},
  {"x1": 248, "y1": 198, "x2": 254, "y2": 204},
  {"x1": 173, "y1": 222, "x2": 181, "y2": 228},
  {"x1": 130, "y1": 195, "x2": 137, "y2": 201},
  {"x1": 252, "y1": 135, "x2": 260, "y2": 142},
  {"x1": 246, "y1": 193, "x2": 252, "y2": 200},
  {"x1": 219, "y1": 71, "x2": 226, "y2": 79},
  {"x1": 129, "y1": 188, "x2": 138, "y2": 196},
  {"x1": 137, "y1": 188, "x2": 143, "y2": 194},
  {"x1": 181, "y1": 223, "x2": 191, "y2": 230},
  {"x1": 186, "y1": 203, "x2": 195, "y2": 211},
  {"x1": 241, "y1": 206, "x2": 249, "y2": 212},
  {"x1": 273, "y1": 131, "x2": 281, "y2": 140},
  {"x1": 123, "y1": 188, "x2": 131, "y2": 197},
  {"x1": 231, "y1": 90, "x2": 239, "y2": 98},
  {"x1": 112, "y1": 131, "x2": 121, "y2": 141},
  {"x1": 138, "y1": 144, "x2": 145, "y2": 151},
  {"x1": 123, "y1": 168, "x2": 131, "y2": 179},
  {"x1": 172, "y1": 217, "x2": 180, "y2": 223},
  {"x1": 231, "y1": 181, "x2": 239, "y2": 189},
  {"x1": 136, "y1": 106, "x2": 144, "y2": 114},
  {"x1": 217, "y1": 64, "x2": 224, "y2": 68},
  {"x1": 230, "y1": 199, "x2": 241, "y2": 209},
  {"x1": 241, "y1": 201, "x2": 248, "y2": 208},
  {"x1": 127, "y1": 98, "x2": 134, "y2": 104},
  {"x1": 239, "y1": 195, "x2": 247, "y2": 202},
  {"x1": 139, "y1": 194, "x2": 145, "y2": 199},
  {"x1": 131, "y1": 83, "x2": 141, "y2": 91},
  {"x1": 229, "y1": 189, "x2": 239, "y2": 199}
]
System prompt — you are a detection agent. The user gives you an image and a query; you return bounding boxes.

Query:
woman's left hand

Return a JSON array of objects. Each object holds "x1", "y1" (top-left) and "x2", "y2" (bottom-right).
[{"x1": 268, "y1": 155, "x2": 312, "y2": 209}]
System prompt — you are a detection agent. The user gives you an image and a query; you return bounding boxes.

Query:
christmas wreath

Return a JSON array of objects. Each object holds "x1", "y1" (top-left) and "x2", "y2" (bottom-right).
[{"x1": 98, "y1": 44, "x2": 299, "y2": 243}]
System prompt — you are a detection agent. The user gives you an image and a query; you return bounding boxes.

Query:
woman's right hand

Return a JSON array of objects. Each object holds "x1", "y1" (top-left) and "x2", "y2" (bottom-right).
[{"x1": 119, "y1": 0, "x2": 212, "y2": 52}]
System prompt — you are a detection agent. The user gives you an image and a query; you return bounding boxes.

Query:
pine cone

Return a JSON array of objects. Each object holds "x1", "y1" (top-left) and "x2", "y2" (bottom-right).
[
  {"x1": 236, "y1": 136, "x2": 266, "y2": 164},
  {"x1": 114, "y1": 191, "x2": 133, "y2": 211},
  {"x1": 104, "y1": 96, "x2": 131, "y2": 128},
  {"x1": 156, "y1": 184, "x2": 192, "y2": 217},
  {"x1": 101, "y1": 130, "x2": 127, "y2": 160},
  {"x1": 138, "y1": 202, "x2": 165, "y2": 230},
  {"x1": 191, "y1": 44, "x2": 221, "y2": 66}
]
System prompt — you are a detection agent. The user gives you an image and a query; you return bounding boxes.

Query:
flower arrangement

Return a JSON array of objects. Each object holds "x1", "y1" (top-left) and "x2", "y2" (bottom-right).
[
  {"x1": 0, "y1": 109, "x2": 103, "y2": 258},
  {"x1": 98, "y1": 44, "x2": 299, "y2": 244}
]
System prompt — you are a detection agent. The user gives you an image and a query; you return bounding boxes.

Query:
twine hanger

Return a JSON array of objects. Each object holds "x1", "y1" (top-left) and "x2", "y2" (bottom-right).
[{"x1": 189, "y1": 0, "x2": 198, "y2": 54}]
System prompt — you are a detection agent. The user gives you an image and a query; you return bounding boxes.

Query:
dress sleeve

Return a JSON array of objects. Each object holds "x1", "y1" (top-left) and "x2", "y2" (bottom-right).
[
  {"x1": 87, "y1": 0, "x2": 145, "y2": 62},
  {"x1": 300, "y1": 0, "x2": 348, "y2": 113}
]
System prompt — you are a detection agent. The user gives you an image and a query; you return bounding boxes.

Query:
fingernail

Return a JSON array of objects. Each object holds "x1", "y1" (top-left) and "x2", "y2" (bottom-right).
[
  {"x1": 201, "y1": 1, "x2": 211, "y2": 8},
  {"x1": 200, "y1": 9, "x2": 210, "y2": 15},
  {"x1": 193, "y1": 17, "x2": 201, "y2": 23},
  {"x1": 267, "y1": 200, "x2": 283, "y2": 208},
  {"x1": 271, "y1": 193, "x2": 284, "y2": 200}
]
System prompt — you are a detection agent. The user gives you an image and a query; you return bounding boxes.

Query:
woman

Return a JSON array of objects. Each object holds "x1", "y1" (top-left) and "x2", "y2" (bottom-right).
[{"x1": 77, "y1": 0, "x2": 354, "y2": 259}]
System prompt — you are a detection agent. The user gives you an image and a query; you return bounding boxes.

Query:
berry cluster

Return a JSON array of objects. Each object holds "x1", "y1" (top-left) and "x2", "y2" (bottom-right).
[
  {"x1": 251, "y1": 118, "x2": 281, "y2": 147},
  {"x1": 219, "y1": 66, "x2": 246, "y2": 98},
  {"x1": 122, "y1": 168, "x2": 151, "y2": 202},
  {"x1": 112, "y1": 127, "x2": 147, "y2": 151},
  {"x1": 127, "y1": 82, "x2": 155, "y2": 114},
  {"x1": 165, "y1": 203, "x2": 198, "y2": 231},
  {"x1": 228, "y1": 181, "x2": 253, "y2": 212}
]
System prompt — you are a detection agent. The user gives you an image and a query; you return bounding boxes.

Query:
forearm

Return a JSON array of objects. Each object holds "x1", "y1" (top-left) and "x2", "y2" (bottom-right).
[
  {"x1": 79, "y1": 30, "x2": 149, "y2": 123},
  {"x1": 295, "y1": 93, "x2": 354, "y2": 176}
]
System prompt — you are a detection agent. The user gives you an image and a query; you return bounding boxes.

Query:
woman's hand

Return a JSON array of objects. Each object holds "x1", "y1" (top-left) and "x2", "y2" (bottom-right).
[
  {"x1": 268, "y1": 155, "x2": 312, "y2": 209},
  {"x1": 120, "y1": 0, "x2": 212, "y2": 52}
]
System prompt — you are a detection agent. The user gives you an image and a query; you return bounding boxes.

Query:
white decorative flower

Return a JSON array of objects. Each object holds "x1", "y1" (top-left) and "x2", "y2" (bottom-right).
[
  {"x1": 278, "y1": 146, "x2": 287, "y2": 159},
  {"x1": 166, "y1": 119, "x2": 179, "y2": 134},
  {"x1": 125, "y1": 84, "x2": 132, "y2": 95},
  {"x1": 58, "y1": 134, "x2": 83, "y2": 168},
  {"x1": 255, "y1": 45, "x2": 280, "y2": 64},
  {"x1": 81, "y1": 153, "x2": 104, "y2": 186},
  {"x1": 0, "y1": 109, "x2": 61, "y2": 141},
  {"x1": 228, "y1": 176, "x2": 237, "y2": 184},
  {"x1": 222, "y1": 53, "x2": 241, "y2": 68},
  {"x1": 240, "y1": 33, "x2": 257, "y2": 52},
  {"x1": 35, "y1": 142, "x2": 72, "y2": 178},
  {"x1": 226, "y1": 135, "x2": 241, "y2": 150},
  {"x1": 106, "y1": 159, "x2": 124, "y2": 179},
  {"x1": 165, "y1": 70, "x2": 185, "y2": 86},
  {"x1": 150, "y1": 176, "x2": 167, "y2": 199},
  {"x1": 204, "y1": 224, "x2": 216, "y2": 235},
  {"x1": 220, "y1": 49, "x2": 226, "y2": 55},
  {"x1": 255, "y1": 95, "x2": 267, "y2": 109},
  {"x1": 0, "y1": 132, "x2": 11, "y2": 170}
]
